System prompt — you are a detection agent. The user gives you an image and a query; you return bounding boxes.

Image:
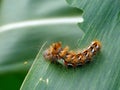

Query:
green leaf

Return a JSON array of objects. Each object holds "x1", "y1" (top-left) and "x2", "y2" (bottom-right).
[
  {"x1": 20, "y1": 0, "x2": 120, "y2": 90},
  {"x1": 0, "y1": 0, "x2": 83, "y2": 90}
]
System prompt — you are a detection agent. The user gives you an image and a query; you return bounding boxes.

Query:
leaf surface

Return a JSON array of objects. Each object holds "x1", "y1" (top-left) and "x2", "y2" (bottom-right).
[{"x1": 21, "y1": 0, "x2": 120, "y2": 90}]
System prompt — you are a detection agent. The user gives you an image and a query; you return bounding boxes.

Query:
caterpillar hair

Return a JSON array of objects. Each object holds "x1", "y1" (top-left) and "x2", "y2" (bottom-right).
[{"x1": 43, "y1": 40, "x2": 101, "y2": 67}]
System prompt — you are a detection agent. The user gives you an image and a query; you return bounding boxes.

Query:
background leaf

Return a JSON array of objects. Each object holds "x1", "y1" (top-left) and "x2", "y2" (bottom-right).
[
  {"x1": 21, "y1": 0, "x2": 120, "y2": 90},
  {"x1": 0, "y1": 0, "x2": 83, "y2": 90}
]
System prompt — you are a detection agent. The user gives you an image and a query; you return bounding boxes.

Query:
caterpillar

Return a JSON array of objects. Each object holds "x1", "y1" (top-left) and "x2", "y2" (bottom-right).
[{"x1": 43, "y1": 40, "x2": 101, "y2": 67}]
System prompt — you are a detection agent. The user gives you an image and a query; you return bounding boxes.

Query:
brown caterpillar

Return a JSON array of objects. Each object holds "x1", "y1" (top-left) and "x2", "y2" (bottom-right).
[{"x1": 43, "y1": 40, "x2": 101, "y2": 67}]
